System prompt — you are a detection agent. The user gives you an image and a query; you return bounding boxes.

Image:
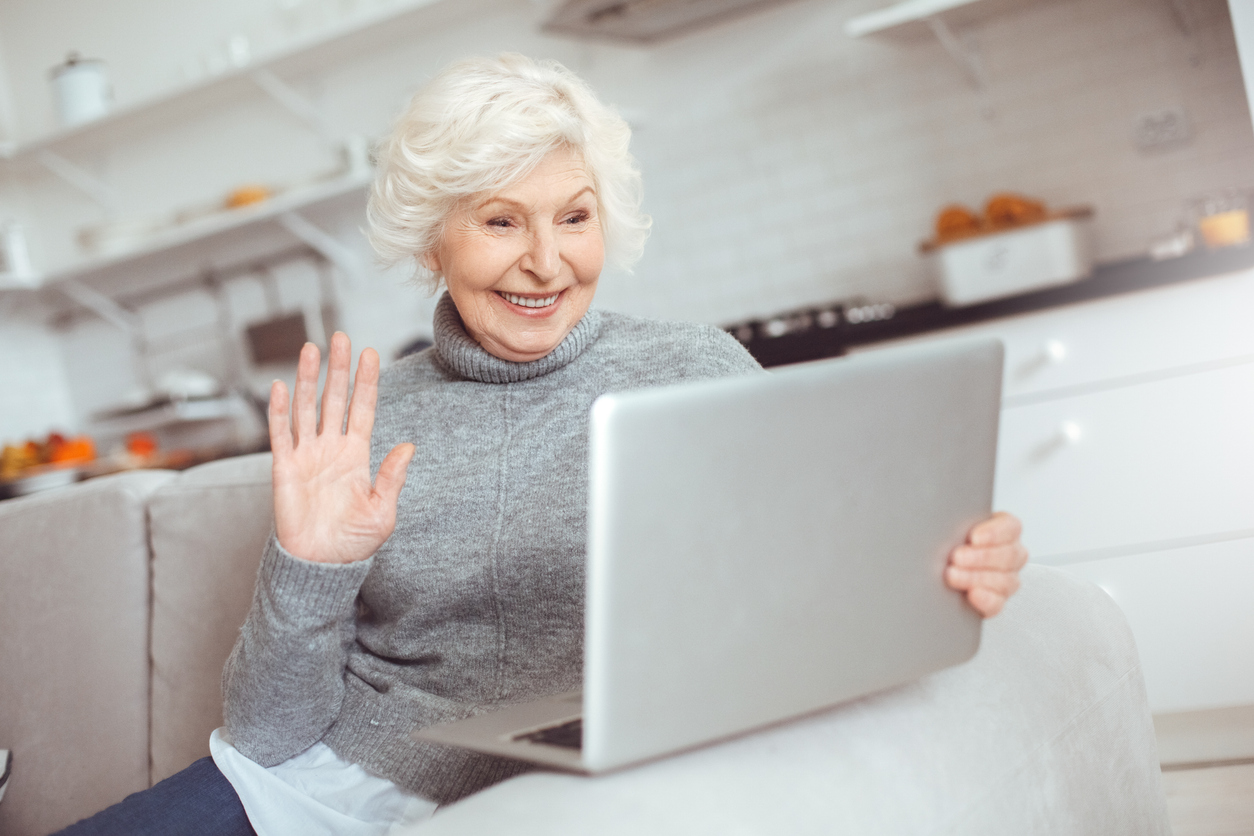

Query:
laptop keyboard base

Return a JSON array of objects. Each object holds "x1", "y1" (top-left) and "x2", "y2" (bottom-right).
[{"x1": 514, "y1": 718, "x2": 582, "y2": 750}]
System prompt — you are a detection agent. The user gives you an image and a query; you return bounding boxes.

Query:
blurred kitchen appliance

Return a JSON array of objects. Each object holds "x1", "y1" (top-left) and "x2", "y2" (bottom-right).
[
  {"x1": 245, "y1": 311, "x2": 309, "y2": 365},
  {"x1": 543, "y1": 0, "x2": 798, "y2": 42},
  {"x1": 50, "y1": 53, "x2": 113, "y2": 127},
  {"x1": 926, "y1": 209, "x2": 1094, "y2": 307}
]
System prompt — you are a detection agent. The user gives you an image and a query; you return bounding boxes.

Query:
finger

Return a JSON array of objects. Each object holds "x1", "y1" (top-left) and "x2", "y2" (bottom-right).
[
  {"x1": 267, "y1": 379, "x2": 294, "y2": 458},
  {"x1": 319, "y1": 332, "x2": 352, "y2": 435},
  {"x1": 292, "y1": 342, "x2": 321, "y2": 446},
  {"x1": 373, "y1": 443, "x2": 415, "y2": 508},
  {"x1": 951, "y1": 542, "x2": 1029, "y2": 571},
  {"x1": 967, "y1": 587, "x2": 1007, "y2": 618},
  {"x1": 346, "y1": 348, "x2": 381, "y2": 439},
  {"x1": 945, "y1": 566, "x2": 1021, "y2": 597},
  {"x1": 968, "y1": 511, "x2": 1022, "y2": 547}
]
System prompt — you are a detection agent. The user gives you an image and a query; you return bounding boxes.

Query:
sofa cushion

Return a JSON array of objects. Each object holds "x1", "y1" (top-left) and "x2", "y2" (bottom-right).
[
  {"x1": 0, "y1": 470, "x2": 175, "y2": 836},
  {"x1": 413, "y1": 565, "x2": 1169, "y2": 835},
  {"x1": 148, "y1": 453, "x2": 274, "y2": 784}
]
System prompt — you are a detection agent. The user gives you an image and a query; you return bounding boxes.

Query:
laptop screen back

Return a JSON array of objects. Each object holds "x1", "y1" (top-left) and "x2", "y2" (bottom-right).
[{"x1": 581, "y1": 338, "x2": 1003, "y2": 771}]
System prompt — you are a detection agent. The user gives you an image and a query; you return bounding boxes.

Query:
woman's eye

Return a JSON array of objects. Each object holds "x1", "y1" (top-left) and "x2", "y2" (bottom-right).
[
  {"x1": 487, "y1": 217, "x2": 513, "y2": 228},
  {"x1": 563, "y1": 212, "x2": 590, "y2": 225}
]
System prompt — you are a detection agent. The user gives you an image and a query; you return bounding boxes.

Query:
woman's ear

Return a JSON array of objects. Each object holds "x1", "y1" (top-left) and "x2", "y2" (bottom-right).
[{"x1": 421, "y1": 250, "x2": 441, "y2": 273}]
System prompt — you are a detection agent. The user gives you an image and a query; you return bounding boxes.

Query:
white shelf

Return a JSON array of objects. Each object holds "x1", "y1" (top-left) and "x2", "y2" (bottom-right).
[
  {"x1": 0, "y1": 171, "x2": 371, "y2": 291},
  {"x1": 844, "y1": 0, "x2": 983, "y2": 36},
  {"x1": 0, "y1": 0, "x2": 443, "y2": 160},
  {"x1": 89, "y1": 395, "x2": 252, "y2": 436}
]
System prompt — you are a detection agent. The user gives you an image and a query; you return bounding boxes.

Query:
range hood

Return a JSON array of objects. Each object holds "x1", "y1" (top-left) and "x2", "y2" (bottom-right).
[{"x1": 541, "y1": 0, "x2": 795, "y2": 43}]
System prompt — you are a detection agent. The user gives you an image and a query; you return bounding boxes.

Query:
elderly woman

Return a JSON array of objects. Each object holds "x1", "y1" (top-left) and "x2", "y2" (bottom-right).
[{"x1": 58, "y1": 54, "x2": 1027, "y2": 836}]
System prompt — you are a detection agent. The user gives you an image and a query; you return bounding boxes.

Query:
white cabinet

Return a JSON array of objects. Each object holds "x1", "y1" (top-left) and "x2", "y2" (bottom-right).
[
  {"x1": 996, "y1": 361, "x2": 1254, "y2": 560},
  {"x1": 857, "y1": 266, "x2": 1254, "y2": 718},
  {"x1": 1064, "y1": 538, "x2": 1254, "y2": 715},
  {"x1": 890, "y1": 271, "x2": 1254, "y2": 402}
]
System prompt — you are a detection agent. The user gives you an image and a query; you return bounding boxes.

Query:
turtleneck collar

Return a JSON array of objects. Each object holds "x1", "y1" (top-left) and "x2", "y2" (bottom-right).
[{"x1": 432, "y1": 291, "x2": 603, "y2": 384}]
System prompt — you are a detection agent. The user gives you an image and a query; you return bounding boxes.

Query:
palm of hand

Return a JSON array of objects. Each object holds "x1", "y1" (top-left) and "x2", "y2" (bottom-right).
[{"x1": 270, "y1": 334, "x2": 415, "y2": 565}]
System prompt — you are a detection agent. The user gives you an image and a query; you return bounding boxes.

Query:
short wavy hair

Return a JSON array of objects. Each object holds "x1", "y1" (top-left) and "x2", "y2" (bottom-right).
[{"x1": 368, "y1": 53, "x2": 651, "y2": 288}]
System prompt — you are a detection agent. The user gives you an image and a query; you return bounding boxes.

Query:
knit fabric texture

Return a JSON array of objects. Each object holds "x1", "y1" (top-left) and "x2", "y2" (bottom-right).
[{"x1": 222, "y1": 292, "x2": 763, "y2": 804}]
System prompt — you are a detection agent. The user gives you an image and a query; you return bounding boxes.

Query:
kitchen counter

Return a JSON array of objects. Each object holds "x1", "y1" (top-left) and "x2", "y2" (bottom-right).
[{"x1": 729, "y1": 245, "x2": 1254, "y2": 368}]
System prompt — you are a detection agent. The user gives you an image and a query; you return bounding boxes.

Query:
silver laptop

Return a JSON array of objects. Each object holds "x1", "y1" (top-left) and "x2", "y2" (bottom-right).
[{"x1": 413, "y1": 337, "x2": 1003, "y2": 773}]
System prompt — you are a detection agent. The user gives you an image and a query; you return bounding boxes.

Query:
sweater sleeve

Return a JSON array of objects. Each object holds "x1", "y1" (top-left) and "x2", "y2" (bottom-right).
[{"x1": 221, "y1": 533, "x2": 373, "y2": 766}]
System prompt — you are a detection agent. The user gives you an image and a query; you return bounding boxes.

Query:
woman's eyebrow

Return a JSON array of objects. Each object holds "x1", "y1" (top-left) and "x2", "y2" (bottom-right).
[
  {"x1": 475, "y1": 186, "x2": 596, "y2": 212},
  {"x1": 563, "y1": 186, "x2": 596, "y2": 204}
]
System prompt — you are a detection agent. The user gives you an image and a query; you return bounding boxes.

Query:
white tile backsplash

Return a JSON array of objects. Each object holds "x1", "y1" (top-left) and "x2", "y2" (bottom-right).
[{"x1": 662, "y1": 0, "x2": 1215, "y2": 317}]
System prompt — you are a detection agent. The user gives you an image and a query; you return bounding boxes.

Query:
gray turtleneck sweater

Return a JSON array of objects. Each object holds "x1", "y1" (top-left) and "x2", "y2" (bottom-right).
[{"x1": 222, "y1": 294, "x2": 762, "y2": 804}]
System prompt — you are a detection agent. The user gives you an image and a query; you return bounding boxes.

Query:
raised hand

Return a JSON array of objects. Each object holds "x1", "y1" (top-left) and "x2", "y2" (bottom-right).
[
  {"x1": 268, "y1": 332, "x2": 415, "y2": 564},
  {"x1": 944, "y1": 511, "x2": 1029, "y2": 618}
]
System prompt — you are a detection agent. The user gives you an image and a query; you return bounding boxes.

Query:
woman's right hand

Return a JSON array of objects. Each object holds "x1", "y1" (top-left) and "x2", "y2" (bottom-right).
[{"x1": 269, "y1": 332, "x2": 415, "y2": 564}]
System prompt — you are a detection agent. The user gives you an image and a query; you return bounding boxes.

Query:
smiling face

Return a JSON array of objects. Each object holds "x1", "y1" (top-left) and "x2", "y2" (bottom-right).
[{"x1": 427, "y1": 147, "x2": 605, "y2": 363}]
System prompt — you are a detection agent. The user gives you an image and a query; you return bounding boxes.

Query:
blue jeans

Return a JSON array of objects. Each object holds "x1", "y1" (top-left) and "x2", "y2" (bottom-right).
[{"x1": 55, "y1": 757, "x2": 256, "y2": 836}]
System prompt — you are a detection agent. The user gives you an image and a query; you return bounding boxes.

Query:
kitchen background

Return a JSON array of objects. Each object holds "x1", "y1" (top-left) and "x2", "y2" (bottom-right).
[
  {"x1": 4, "y1": 1, "x2": 1254, "y2": 829},
  {"x1": 0, "y1": 0, "x2": 1250, "y2": 450}
]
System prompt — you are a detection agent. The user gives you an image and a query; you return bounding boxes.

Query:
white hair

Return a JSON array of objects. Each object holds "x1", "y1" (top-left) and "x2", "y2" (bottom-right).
[{"x1": 368, "y1": 53, "x2": 651, "y2": 288}]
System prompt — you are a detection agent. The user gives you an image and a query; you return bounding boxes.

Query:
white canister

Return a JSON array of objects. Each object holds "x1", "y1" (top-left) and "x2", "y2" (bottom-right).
[
  {"x1": 0, "y1": 221, "x2": 33, "y2": 280},
  {"x1": 50, "y1": 53, "x2": 113, "y2": 128},
  {"x1": 932, "y1": 217, "x2": 1094, "y2": 307}
]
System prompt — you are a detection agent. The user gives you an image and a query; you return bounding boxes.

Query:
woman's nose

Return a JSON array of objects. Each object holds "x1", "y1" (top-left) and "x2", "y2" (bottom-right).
[{"x1": 521, "y1": 228, "x2": 561, "y2": 281}]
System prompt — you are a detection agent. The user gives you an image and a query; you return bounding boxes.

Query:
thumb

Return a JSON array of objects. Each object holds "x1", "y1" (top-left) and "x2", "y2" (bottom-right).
[{"x1": 374, "y1": 442, "x2": 415, "y2": 506}]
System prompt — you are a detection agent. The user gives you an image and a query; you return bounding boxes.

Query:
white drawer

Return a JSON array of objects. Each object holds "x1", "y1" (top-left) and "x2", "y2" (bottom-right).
[
  {"x1": 994, "y1": 360, "x2": 1254, "y2": 560},
  {"x1": 1059, "y1": 537, "x2": 1254, "y2": 714},
  {"x1": 863, "y1": 268, "x2": 1254, "y2": 399}
]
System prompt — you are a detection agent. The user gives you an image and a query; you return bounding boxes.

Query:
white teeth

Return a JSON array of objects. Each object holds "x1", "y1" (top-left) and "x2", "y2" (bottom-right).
[{"x1": 501, "y1": 292, "x2": 559, "y2": 308}]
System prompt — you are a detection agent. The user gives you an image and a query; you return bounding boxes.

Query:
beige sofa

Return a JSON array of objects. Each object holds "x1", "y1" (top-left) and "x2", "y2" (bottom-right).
[
  {"x1": 0, "y1": 454, "x2": 1170, "y2": 835},
  {"x1": 0, "y1": 456, "x2": 272, "y2": 836}
]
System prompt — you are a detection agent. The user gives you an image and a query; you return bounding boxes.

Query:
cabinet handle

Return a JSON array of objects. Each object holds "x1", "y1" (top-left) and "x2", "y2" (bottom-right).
[
  {"x1": 1016, "y1": 340, "x2": 1069, "y2": 381},
  {"x1": 1029, "y1": 420, "x2": 1083, "y2": 462}
]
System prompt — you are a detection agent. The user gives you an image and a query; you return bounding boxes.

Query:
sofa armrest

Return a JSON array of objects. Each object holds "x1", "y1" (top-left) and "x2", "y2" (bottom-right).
[
  {"x1": 148, "y1": 453, "x2": 274, "y2": 784},
  {"x1": 415, "y1": 565, "x2": 1169, "y2": 835},
  {"x1": 0, "y1": 470, "x2": 176, "y2": 836}
]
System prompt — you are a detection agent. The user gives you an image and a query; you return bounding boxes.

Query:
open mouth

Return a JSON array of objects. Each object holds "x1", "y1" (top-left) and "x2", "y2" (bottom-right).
[{"x1": 497, "y1": 291, "x2": 561, "y2": 309}]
